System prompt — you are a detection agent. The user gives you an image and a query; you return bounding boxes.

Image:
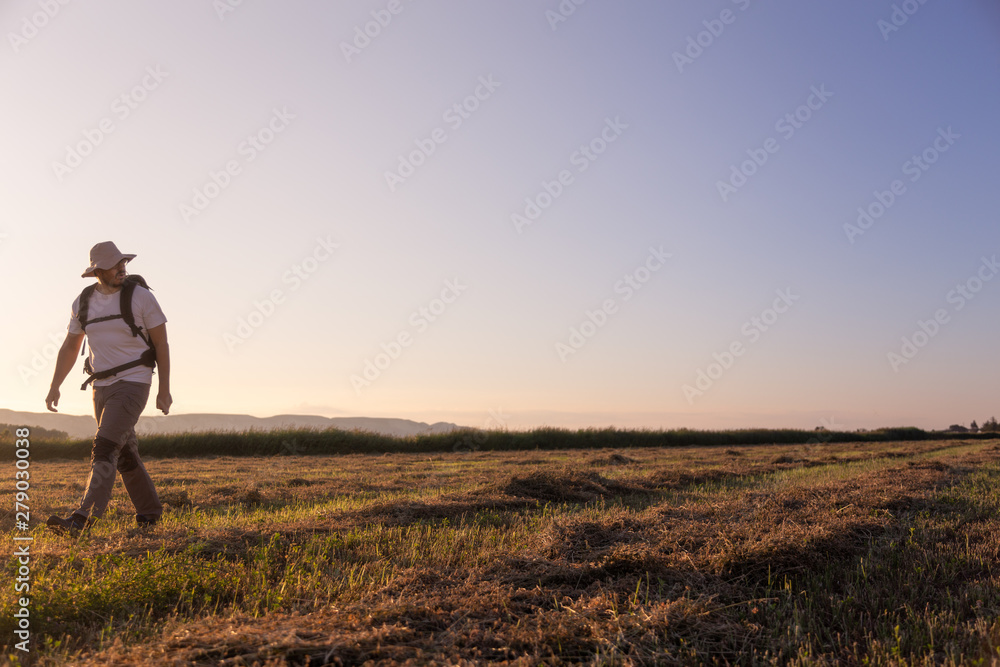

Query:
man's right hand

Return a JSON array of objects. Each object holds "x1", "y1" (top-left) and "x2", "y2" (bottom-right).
[
  {"x1": 47, "y1": 333, "x2": 83, "y2": 412},
  {"x1": 45, "y1": 386, "x2": 60, "y2": 412}
]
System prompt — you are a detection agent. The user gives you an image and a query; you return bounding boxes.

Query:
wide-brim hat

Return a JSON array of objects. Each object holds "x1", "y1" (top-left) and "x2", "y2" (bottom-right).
[{"x1": 82, "y1": 241, "x2": 136, "y2": 278}]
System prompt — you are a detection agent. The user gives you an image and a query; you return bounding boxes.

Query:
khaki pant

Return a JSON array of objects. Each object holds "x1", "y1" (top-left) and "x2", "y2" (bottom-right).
[{"x1": 75, "y1": 380, "x2": 162, "y2": 520}]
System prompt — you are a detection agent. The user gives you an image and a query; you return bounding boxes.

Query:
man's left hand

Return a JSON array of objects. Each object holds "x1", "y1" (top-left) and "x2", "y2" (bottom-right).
[{"x1": 156, "y1": 391, "x2": 172, "y2": 415}]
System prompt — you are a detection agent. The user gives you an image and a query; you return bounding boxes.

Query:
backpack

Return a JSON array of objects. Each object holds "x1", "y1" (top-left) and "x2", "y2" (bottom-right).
[{"x1": 77, "y1": 275, "x2": 157, "y2": 390}]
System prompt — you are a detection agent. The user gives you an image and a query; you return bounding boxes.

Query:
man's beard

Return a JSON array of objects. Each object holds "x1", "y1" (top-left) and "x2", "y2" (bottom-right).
[{"x1": 100, "y1": 270, "x2": 126, "y2": 286}]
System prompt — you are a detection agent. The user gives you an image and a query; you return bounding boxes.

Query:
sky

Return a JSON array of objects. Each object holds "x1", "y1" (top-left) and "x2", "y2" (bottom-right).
[{"x1": 2, "y1": 0, "x2": 998, "y2": 432}]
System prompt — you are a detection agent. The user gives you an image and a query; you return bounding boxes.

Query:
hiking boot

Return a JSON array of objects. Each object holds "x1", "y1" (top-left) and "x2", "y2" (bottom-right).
[
  {"x1": 46, "y1": 513, "x2": 90, "y2": 536},
  {"x1": 135, "y1": 514, "x2": 160, "y2": 528}
]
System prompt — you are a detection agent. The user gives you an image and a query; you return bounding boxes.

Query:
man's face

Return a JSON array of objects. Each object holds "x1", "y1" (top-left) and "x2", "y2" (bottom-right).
[{"x1": 95, "y1": 259, "x2": 128, "y2": 287}]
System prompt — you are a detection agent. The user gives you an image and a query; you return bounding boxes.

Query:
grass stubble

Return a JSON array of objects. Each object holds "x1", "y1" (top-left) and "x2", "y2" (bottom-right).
[{"x1": 1, "y1": 439, "x2": 999, "y2": 665}]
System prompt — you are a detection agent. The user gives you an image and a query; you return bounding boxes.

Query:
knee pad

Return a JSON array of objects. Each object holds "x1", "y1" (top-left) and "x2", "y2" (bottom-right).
[
  {"x1": 117, "y1": 446, "x2": 139, "y2": 473},
  {"x1": 91, "y1": 435, "x2": 119, "y2": 466}
]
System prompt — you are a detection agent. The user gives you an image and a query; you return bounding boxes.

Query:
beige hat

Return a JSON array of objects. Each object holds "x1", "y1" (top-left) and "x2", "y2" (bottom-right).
[{"x1": 82, "y1": 241, "x2": 136, "y2": 278}]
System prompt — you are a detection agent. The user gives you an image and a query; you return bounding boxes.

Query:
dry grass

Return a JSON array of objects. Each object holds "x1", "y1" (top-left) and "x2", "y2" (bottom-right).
[{"x1": 2, "y1": 440, "x2": 1000, "y2": 665}]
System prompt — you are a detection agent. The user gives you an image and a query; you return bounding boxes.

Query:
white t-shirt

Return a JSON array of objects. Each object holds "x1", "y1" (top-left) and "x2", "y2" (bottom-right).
[{"x1": 68, "y1": 285, "x2": 167, "y2": 387}]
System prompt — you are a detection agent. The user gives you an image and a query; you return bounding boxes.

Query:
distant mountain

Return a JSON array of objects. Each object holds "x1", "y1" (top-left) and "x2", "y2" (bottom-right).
[{"x1": 0, "y1": 409, "x2": 462, "y2": 440}]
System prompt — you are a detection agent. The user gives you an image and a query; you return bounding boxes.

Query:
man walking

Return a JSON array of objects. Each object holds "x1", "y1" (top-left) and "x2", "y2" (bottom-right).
[{"x1": 45, "y1": 241, "x2": 172, "y2": 534}]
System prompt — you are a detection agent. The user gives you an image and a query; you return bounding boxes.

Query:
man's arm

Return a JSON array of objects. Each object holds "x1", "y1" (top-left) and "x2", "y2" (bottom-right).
[
  {"x1": 148, "y1": 323, "x2": 171, "y2": 415},
  {"x1": 46, "y1": 332, "x2": 85, "y2": 412}
]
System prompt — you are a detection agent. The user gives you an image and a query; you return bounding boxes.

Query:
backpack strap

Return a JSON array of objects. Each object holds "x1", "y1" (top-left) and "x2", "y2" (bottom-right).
[
  {"x1": 80, "y1": 348, "x2": 156, "y2": 390},
  {"x1": 79, "y1": 283, "x2": 133, "y2": 331},
  {"x1": 121, "y1": 275, "x2": 152, "y2": 343},
  {"x1": 77, "y1": 283, "x2": 99, "y2": 330},
  {"x1": 78, "y1": 275, "x2": 157, "y2": 390},
  {"x1": 78, "y1": 283, "x2": 98, "y2": 362},
  {"x1": 78, "y1": 282, "x2": 124, "y2": 360}
]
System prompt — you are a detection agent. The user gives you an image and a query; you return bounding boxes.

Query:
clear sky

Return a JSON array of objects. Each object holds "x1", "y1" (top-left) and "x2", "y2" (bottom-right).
[{"x1": 2, "y1": 1, "x2": 998, "y2": 431}]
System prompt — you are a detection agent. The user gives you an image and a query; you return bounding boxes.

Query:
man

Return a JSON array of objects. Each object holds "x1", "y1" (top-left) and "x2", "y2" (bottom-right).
[{"x1": 45, "y1": 241, "x2": 172, "y2": 535}]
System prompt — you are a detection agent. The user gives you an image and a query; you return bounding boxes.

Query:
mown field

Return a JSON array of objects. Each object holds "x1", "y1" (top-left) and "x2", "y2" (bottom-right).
[{"x1": 3, "y1": 438, "x2": 1000, "y2": 665}]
